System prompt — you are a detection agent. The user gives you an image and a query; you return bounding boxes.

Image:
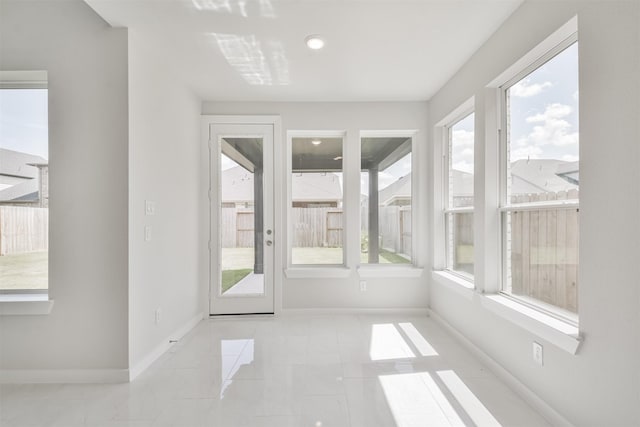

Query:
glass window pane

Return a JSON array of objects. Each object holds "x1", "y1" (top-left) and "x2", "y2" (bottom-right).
[
  {"x1": 450, "y1": 113, "x2": 474, "y2": 208},
  {"x1": 503, "y1": 41, "x2": 579, "y2": 314},
  {"x1": 0, "y1": 88, "x2": 49, "y2": 292},
  {"x1": 504, "y1": 209, "x2": 579, "y2": 313},
  {"x1": 360, "y1": 137, "x2": 412, "y2": 264},
  {"x1": 446, "y1": 112, "x2": 474, "y2": 277},
  {"x1": 446, "y1": 212, "x2": 474, "y2": 276},
  {"x1": 506, "y1": 43, "x2": 579, "y2": 204},
  {"x1": 220, "y1": 136, "x2": 265, "y2": 295},
  {"x1": 291, "y1": 137, "x2": 343, "y2": 265}
]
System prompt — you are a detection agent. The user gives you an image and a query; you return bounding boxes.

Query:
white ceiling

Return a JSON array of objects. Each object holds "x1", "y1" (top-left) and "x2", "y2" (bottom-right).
[{"x1": 85, "y1": 0, "x2": 523, "y2": 102}]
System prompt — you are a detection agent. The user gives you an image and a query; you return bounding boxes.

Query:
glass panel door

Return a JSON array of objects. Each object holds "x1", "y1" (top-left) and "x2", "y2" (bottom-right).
[{"x1": 210, "y1": 124, "x2": 274, "y2": 314}]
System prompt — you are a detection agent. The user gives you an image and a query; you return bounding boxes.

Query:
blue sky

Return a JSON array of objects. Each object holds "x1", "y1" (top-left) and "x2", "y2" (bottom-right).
[
  {"x1": 0, "y1": 89, "x2": 49, "y2": 160},
  {"x1": 508, "y1": 42, "x2": 579, "y2": 163}
]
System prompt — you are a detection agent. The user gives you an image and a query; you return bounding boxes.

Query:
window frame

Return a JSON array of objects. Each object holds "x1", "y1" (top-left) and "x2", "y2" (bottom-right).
[
  {"x1": 0, "y1": 71, "x2": 49, "y2": 297},
  {"x1": 443, "y1": 110, "x2": 475, "y2": 281},
  {"x1": 286, "y1": 130, "x2": 347, "y2": 269},
  {"x1": 498, "y1": 33, "x2": 580, "y2": 324},
  {"x1": 359, "y1": 130, "x2": 418, "y2": 268}
]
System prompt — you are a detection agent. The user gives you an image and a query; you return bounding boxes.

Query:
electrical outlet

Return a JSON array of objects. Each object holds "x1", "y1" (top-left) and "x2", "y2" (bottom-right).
[
  {"x1": 532, "y1": 342, "x2": 543, "y2": 366},
  {"x1": 155, "y1": 308, "x2": 161, "y2": 325},
  {"x1": 359, "y1": 280, "x2": 367, "y2": 292}
]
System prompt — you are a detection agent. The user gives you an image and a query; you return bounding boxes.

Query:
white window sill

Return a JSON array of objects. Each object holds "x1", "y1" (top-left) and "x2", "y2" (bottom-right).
[
  {"x1": 481, "y1": 294, "x2": 581, "y2": 354},
  {"x1": 358, "y1": 266, "x2": 423, "y2": 279},
  {"x1": 432, "y1": 270, "x2": 475, "y2": 299},
  {"x1": 0, "y1": 294, "x2": 54, "y2": 315},
  {"x1": 285, "y1": 267, "x2": 351, "y2": 279}
]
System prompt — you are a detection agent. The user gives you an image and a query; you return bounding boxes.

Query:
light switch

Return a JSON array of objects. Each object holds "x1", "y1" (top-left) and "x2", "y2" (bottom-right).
[
  {"x1": 145, "y1": 225, "x2": 152, "y2": 242},
  {"x1": 145, "y1": 200, "x2": 156, "y2": 216}
]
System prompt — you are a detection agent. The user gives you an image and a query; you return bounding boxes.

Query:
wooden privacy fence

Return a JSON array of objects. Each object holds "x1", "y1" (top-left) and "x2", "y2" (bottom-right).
[
  {"x1": 221, "y1": 206, "x2": 411, "y2": 255},
  {"x1": 508, "y1": 190, "x2": 579, "y2": 313},
  {"x1": 0, "y1": 206, "x2": 49, "y2": 256},
  {"x1": 451, "y1": 190, "x2": 579, "y2": 312},
  {"x1": 221, "y1": 207, "x2": 345, "y2": 248},
  {"x1": 379, "y1": 206, "x2": 412, "y2": 257},
  {"x1": 221, "y1": 208, "x2": 255, "y2": 248}
]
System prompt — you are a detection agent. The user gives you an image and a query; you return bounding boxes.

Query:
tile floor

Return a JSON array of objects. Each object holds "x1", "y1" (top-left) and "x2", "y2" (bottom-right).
[{"x1": 0, "y1": 314, "x2": 550, "y2": 426}]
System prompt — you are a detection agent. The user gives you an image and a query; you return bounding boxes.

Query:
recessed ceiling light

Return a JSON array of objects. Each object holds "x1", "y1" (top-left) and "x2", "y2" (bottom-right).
[
  {"x1": 305, "y1": 35, "x2": 325, "y2": 50},
  {"x1": 311, "y1": 139, "x2": 322, "y2": 145}
]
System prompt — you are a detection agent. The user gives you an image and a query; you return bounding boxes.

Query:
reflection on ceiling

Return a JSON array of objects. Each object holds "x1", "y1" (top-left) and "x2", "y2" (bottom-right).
[
  {"x1": 84, "y1": 0, "x2": 524, "y2": 101},
  {"x1": 212, "y1": 33, "x2": 290, "y2": 86},
  {"x1": 192, "y1": 0, "x2": 276, "y2": 18}
]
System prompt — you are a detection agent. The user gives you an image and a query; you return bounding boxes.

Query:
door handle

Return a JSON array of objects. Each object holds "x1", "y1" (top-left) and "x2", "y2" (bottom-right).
[{"x1": 266, "y1": 240, "x2": 273, "y2": 246}]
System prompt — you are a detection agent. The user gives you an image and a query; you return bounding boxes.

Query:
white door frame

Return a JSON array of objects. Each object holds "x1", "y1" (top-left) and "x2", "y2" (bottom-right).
[{"x1": 202, "y1": 115, "x2": 283, "y2": 315}]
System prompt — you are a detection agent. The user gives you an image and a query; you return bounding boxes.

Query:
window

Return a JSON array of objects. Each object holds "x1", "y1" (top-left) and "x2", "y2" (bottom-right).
[
  {"x1": 445, "y1": 113, "x2": 475, "y2": 277},
  {"x1": 0, "y1": 71, "x2": 49, "y2": 294},
  {"x1": 290, "y1": 134, "x2": 344, "y2": 265},
  {"x1": 501, "y1": 37, "x2": 579, "y2": 317},
  {"x1": 360, "y1": 135, "x2": 413, "y2": 265}
]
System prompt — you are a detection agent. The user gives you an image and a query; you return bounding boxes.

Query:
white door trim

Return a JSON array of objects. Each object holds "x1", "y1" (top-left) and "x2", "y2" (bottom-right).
[{"x1": 202, "y1": 115, "x2": 282, "y2": 315}]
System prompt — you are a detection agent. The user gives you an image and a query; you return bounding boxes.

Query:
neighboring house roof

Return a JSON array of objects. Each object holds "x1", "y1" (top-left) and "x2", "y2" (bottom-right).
[
  {"x1": 451, "y1": 169, "x2": 474, "y2": 197},
  {"x1": 0, "y1": 148, "x2": 47, "y2": 202},
  {"x1": 555, "y1": 160, "x2": 579, "y2": 185},
  {"x1": 0, "y1": 148, "x2": 47, "y2": 179},
  {"x1": 221, "y1": 166, "x2": 342, "y2": 203},
  {"x1": 510, "y1": 159, "x2": 578, "y2": 194},
  {"x1": 379, "y1": 173, "x2": 411, "y2": 206},
  {"x1": 374, "y1": 159, "x2": 578, "y2": 207},
  {"x1": 0, "y1": 179, "x2": 39, "y2": 202}
]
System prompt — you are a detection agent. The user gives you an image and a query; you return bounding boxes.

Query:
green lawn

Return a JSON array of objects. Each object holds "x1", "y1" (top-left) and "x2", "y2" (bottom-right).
[
  {"x1": 221, "y1": 268, "x2": 252, "y2": 293},
  {"x1": 219, "y1": 246, "x2": 410, "y2": 292},
  {"x1": 379, "y1": 248, "x2": 411, "y2": 264},
  {"x1": 0, "y1": 251, "x2": 48, "y2": 290}
]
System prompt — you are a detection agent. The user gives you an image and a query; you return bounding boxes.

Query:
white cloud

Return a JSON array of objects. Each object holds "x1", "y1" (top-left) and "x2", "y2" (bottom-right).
[
  {"x1": 451, "y1": 129, "x2": 474, "y2": 173},
  {"x1": 511, "y1": 103, "x2": 579, "y2": 161},
  {"x1": 523, "y1": 103, "x2": 578, "y2": 147},
  {"x1": 451, "y1": 129, "x2": 474, "y2": 147},
  {"x1": 526, "y1": 103, "x2": 572, "y2": 123},
  {"x1": 510, "y1": 78, "x2": 553, "y2": 98}
]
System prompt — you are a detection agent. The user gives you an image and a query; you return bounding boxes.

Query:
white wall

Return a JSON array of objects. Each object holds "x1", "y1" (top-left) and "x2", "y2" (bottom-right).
[
  {"x1": 0, "y1": 0, "x2": 129, "y2": 373},
  {"x1": 128, "y1": 31, "x2": 204, "y2": 370},
  {"x1": 428, "y1": 1, "x2": 640, "y2": 425},
  {"x1": 202, "y1": 102, "x2": 429, "y2": 311}
]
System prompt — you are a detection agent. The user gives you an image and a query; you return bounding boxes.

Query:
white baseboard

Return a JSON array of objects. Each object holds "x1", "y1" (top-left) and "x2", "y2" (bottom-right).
[
  {"x1": 129, "y1": 311, "x2": 204, "y2": 381},
  {"x1": 281, "y1": 307, "x2": 428, "y2": 316},
  {"x1": 427, "y1": 308, "x2": 574, "y2": 427},
  {"x1": 0, "y1": 369, "x2": 129, "y2": 384}
]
